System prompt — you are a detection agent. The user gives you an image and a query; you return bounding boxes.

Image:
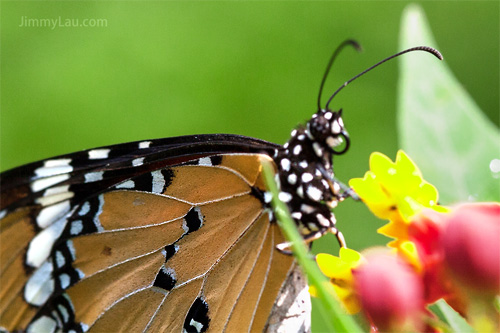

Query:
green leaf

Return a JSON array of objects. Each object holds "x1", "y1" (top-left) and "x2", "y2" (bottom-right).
[
  {"x1": 397, "y1": 4, "x2": 500, "y2": 204},
  {"x1": 428, "y1": 299, "x2": 475, "y2": 333},
  {"x1": 262, "y1": 161, "x2": 362, "y2": 333}
]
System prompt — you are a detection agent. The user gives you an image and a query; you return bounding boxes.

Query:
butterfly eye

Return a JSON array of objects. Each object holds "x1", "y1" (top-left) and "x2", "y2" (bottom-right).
[{"x1": 307, "y1": 110, "x2": 350, "y2": 155}]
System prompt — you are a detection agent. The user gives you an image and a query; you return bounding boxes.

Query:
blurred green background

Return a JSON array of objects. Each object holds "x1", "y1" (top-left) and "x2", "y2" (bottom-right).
[{"x1": 1, "y1": 1, "x2": 498, "y2": 331}]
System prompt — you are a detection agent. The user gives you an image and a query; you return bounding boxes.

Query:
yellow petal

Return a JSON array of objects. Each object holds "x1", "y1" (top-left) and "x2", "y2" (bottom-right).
[
  {"x1": 415, "y1": 182, "x2": 439, "y2": 206},
  {"x1": 316, "y1": 253, "x2": 347, "y2": 278},
  {"x1": 370, "y1": 152, "x2": 395, "y2": 177},
  {"x1": 377, "y1": 219, "x2": 409, "y2": 240},
  {"x1": 396, "y1": 150, "x2": 421, "y2": 178},
  {"x1": 339, "y1": 247, "x2": 364, "y2": 267},
  {"x1": 398, "y1": 241, "x2": 422, "y2": 272}
]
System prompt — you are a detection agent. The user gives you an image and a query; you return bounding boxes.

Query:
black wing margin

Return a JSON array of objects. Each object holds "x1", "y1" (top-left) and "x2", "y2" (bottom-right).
[{"x1": 0, "y1": 134, "x2": 280, "y2": 214}]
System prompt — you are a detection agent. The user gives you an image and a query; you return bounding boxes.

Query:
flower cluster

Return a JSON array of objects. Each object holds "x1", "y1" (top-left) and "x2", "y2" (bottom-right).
[{"x1": 315, "y1": 151, "x2": 499, "y2": 332}]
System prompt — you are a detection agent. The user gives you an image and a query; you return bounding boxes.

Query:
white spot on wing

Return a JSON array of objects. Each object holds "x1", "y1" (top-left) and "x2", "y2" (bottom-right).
[
  {"x1": 66, "y1": 240, "x2": 76, "y2": 260},
  {"x1": 85, "y1": 171, "x2": 104, "y2": 183},
  {"x1": 198, "y1": 157, "x2": 212, "y2": 166},
  {"x1": 59, "y1": 274, "x2": 71, "y2": 289},
  {"x1": 27, "y1": 316, "x2": 57, "y2": 333},
  {"x1": 51, "y1": 309, "x2": 62, "y2": 327},
  {"x1": 44, "y1": 159, "x2": 72, "y2": 168},
  {"x1": 116, "y1": 180, "x2": 135, "y2": 189},
  {"x1": 287, "y1": 173, "x2": 297, "y2": 185},
  {"x1": 139, "y1": 141, "x2": 152, "y2": 149},
  {"x1": 93, "y1": 195, "x2": 105, "y2": 232},
  {"x1": 27, "y1": 217, "x2": 67, "y2": 267},
  {"x1": 88, "y1": 149, "x2": 110, "y2": 160},
  {"x1": 189, "y1": 318, "x2": 205, "y2": 332},
  {"x1": 24, "y1": 261, "x2": 54, "y2": 306},
  {"x1": 165, "y1": 267, "x2": 176, "y2": 280},
  {"x1": 70, "y1": 220, "x2": 83, "y2": 235},
  {"x1": 79, "y1": 201, "x2": 90, "y2": 216},
  {"x1": 151, "y1": 170, "x2": 166, "y2": 194},
  {"x1": 132, "y1": 157, "x2": 145, "y2": 167},
  {"x1": 31, "y1": 174, "x2": 70, "y2": 193},
  {"x1": 42, "y1": 185, "x2": 70, "y2": 196},
  {"x1": 35, "y1": 159, "x2": 73, "y2": 177},
  {"x1": 36, "y1": 187, "x2": 74, "y2": 207},
  {"x1": 263, "y1": 192, "x2": 273, "y2": 203},
  {"x1": 55, "y1": 251, "x2": 65, "y2": 268},
  {"x1": 37, "y1": 200, "x2": 71, "y2": 229},
  {"x1": 58, "y1": 303, "x2": 70, "y2": 323}
]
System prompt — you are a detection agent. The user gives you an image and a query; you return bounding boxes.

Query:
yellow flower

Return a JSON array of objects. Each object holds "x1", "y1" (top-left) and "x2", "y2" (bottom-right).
[
  {"x1": 349, "y1": 150, "x2": 440, "y2": 223},
  {"x1": 313, "y1": 248, "x2": 365, "y2": 314}
]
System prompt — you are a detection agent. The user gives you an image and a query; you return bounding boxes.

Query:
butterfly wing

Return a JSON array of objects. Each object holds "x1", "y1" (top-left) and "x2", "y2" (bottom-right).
[{"x1": 0, "y1": 134, "x2": 294, "y2": 332}]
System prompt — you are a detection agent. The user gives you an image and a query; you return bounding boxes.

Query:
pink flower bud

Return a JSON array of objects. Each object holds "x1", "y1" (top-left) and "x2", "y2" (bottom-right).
[
  {"x1": 354, "y1": 250, "x2": 424, "y2": 331},
  {"x1": 442, "y1": 203, "x2": 500, "y2": 295}
]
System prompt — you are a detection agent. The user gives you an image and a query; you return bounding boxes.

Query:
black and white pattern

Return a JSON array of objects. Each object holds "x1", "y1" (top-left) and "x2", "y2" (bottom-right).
[{"x1": 272, "y1": 109, "x2": 348, "y2": 236}]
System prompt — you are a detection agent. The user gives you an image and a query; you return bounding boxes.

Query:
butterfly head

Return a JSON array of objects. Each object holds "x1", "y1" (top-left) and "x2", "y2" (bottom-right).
[{"x1": 307, "y1": 109, "x2": 349, "y2": 155}]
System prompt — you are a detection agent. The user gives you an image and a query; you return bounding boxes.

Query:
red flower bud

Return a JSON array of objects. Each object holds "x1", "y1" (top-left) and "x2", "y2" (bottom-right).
[
  {"x1": 442, "y1": 203, "x2": 500, "y2": 295},
  {"x1": 354, "y1": 250, "x2": 424, "y2": 331}
]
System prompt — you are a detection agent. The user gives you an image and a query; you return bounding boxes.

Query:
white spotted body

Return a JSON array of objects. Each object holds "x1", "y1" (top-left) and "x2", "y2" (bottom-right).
[{"x1": 273, "y1": 109, "x2": 348, "y2": 235}]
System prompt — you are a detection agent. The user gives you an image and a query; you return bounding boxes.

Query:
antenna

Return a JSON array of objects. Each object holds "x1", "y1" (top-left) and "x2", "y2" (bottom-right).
[
  {"x1": 317, "y1": 40, "x2": 362, "y2": 111},
  {"x1": 324, "y1": 46, "x2": 443, "y2": 110}
]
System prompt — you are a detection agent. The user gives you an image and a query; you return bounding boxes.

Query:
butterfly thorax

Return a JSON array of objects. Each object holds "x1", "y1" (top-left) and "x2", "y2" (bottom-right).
[{"x1": 272, "y1": 109, "x2": 348, "y2": 235}]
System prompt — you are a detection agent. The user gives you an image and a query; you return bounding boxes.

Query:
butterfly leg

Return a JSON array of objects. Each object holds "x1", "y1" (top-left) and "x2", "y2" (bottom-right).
[
  {"x1": 334, "y1": 178, "x2": 359, "y2": 201},
  {"x1": 317, "y1": 165, "x2": 359, "y2": 201},
  {"x1": 330, "y1": 226, "x2": 346, "y2": 248}
]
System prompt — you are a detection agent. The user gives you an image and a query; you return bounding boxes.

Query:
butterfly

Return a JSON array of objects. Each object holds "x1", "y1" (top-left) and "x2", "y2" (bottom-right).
[{"x1": 0, "y1": 42, "x2": 442, "y2": 332}]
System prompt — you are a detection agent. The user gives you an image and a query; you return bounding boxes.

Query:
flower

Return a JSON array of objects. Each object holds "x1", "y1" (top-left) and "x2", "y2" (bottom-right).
[
  {"x1": 442, "y1": 203, "x2": 500, "y2": 296},
  {"x1": 407, "y1": 209, "x2": 466, "y2": 312},
  {"x1": 349, "y1": 150, "x2": 441, "y2": 223},
  {"x1": 353, "y1": 249, "x2": 425, "y2": 332},
  {"x1": 314, "y1": 247, "x2": 364, "y2": 314}
]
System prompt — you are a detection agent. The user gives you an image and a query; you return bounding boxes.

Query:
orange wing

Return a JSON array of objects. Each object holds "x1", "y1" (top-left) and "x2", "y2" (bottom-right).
[{"x1": 0, "y1": 153, "x2": 294, "y2": 332}]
